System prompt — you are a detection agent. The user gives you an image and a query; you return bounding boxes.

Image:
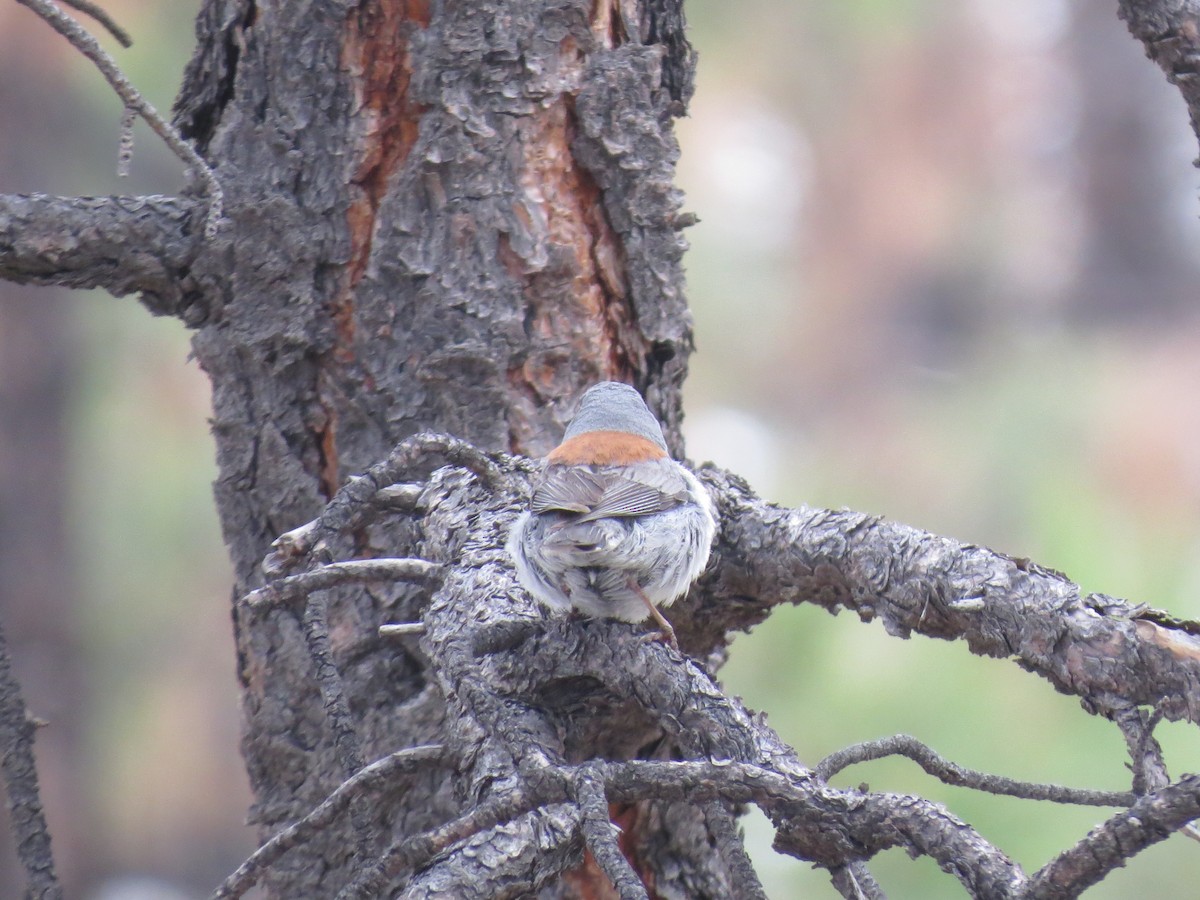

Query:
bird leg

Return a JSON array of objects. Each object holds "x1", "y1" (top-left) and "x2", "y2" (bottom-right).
[{"x1": 627, "y1": 578, "x2": 678, "y2": 649}]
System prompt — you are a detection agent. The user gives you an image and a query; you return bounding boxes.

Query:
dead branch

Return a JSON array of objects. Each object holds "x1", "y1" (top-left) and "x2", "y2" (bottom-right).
[
  {"x1": 12, "y1": 0, "x2": 223, "y2": 233},
  {"x1": 574, "y1": 768, "x2": 648, "y2": 900},
  {"x1": 0, "y1": 193, "x2": 206, "y2": 319},
  {"x1": 697, "y1": 466, "x2": 1200, "y2": 725},
  {"x1": 261, "y1": 432, "x2": 505, "y2": 577},
  {"x1": 223, "y1": 438, "x2": 1200, "y2": 898},
  {"x1": 58, "y1": 0, "x2": 130, "y2": 46},
  {"x1": 1026, "y1": 774, "x2": 1200, "y2": 898},
  {"x1": 245, "y1": 558, "x2": 441, "y2": 610},
  {"x1": 1118, "y1": 0, "x2": 1200, "y2": 158},
  {"x1": 211, "y1": 745, "x2": 451, "y2": 900},
  {"x1": 816, "y1": 734, "x2": 1135, "y2": 807},
  {"x1": 702, "y1": 800, "x2": 770, "y2": 900},
  {"x1": 0, "y1": 620, "x2": 61, "y2": 900}
]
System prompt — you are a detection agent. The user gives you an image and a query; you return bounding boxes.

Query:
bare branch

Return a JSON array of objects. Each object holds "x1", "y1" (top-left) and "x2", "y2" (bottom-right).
[
  {"x1": 394, "y1": 807, "x2": 584, "y2": 900},
  {"x1": 241, "y1": 450, "x2": 1200, "y2": 895},
  {"x1": 697, "y1": 468, "x2": 1200, "y2": 725},
  {"x1": 379, "y1": 622, "x2": 427, "y2": 638},
  {"x1": 1109, "y1": 704, "x2": 1171, "y2": 797},
  {"x1": 300, "y1": 592, "x2": 365, "y2": 777},
  {"x1": 263, "y1": 433, "x2": 505, "y2": 576},
  {"x1": 1117, "y1": 0, "x2": 1200, "y2": 162},
  {"x1": 331, "y1": 752, "x2": 1009, "y2": 900},
  {"x1": 480, "y1": 620, "x2": 1020, "y2": 893},
  {"x1": 816, "y1": 734, "x2": 1135, "y2": 807},
  {"x1": 0, "y1": 620, "x2": 62, "y2": 900},
  {"x1": 574, "y1": 769, "x2": 648, "y2": 900},
  {"x1": 376, "y1": 483, "x2": 425, "y2": 510},
  {"x1": 703, "y1": 801, "x2": 769, "y2": 900},
  {"x1": 1026, "y1": 774, "x2": 1200, "y2": 898},
  {"x1": 0, "y1": 193, "x2": 206, "y2": 320},
  {"x1": 59, "y1": 0, "x2": 131, "y2": 47},
  {"x1": 245, "y1": 558, "x2": 441, "y2": 609},
  {"x1": 264, "y1": 483, "x2": 425, "y2": 577},
  {"x1": 337, "y1": 786, "x2": 545, "y2": 900},
  {"x1": 274, "y1": 748, "x2": 1200, "y2": 900},
  {"x1": 1107, "y1": 704, "x2": 1200, "y2": 842},
  {"x1": 829, "y1": 863, "x2": 886, "y2": 900},
  {"x1": 211, "y1": 745, "x2": 451, "y2": 900},
  {"x1": 12, "y1": 0, "x2": 223, "y2": 234}
]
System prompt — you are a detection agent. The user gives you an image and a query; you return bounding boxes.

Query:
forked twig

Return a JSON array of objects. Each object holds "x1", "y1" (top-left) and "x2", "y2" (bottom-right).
[
  {"x1": 211, "y1": 745, "x2": 451, "y2": 900},
  {"x1": 245, "y1": 558, "x2": 441, "y2": 610},
  {"x1": 59, "y1": 0, "x2": 130, "y2": 46},
  {"x1": 1027, "y1": 773, "x2": 1200, "y2": 898},
  {"x1": 262, "y1": 434, "x2": 503, "y2": 577},
  {"x1": 14, "y1": 0, "x2": 224, "y2": 235}
]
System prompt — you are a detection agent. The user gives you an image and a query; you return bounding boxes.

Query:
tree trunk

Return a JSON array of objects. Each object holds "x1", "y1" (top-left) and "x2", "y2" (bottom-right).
[
  {"x1": 10, "y1": 1, "x2": 1200, "y2": 897},
  {"x1": 172, "y1": 0, "x2": 701, "y2": 893}
]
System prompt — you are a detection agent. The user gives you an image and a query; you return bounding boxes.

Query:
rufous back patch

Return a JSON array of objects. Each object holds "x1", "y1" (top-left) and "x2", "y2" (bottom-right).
[{"x1": 547, "y1": 430, "x2": 668, "y2": 465}]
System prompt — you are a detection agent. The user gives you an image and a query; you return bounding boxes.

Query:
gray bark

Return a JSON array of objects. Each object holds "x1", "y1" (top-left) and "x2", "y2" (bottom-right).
[
  {"x1": 1118, "y1": 0, "x2": 1200, "y2": 155},
  {"x1": 5, "y1": 0, "x2": 1200, "y2": 897},
  {"x1": 168, "y1": 0, "x2": 704, "y2": 895}
]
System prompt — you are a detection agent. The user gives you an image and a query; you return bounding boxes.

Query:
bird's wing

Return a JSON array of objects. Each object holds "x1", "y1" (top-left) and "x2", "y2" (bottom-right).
[
  {"x1": 530, "y1": 466, "x2": 606, "y2": 514},
  {"x1": 532, "y1": 461, "x2": 690, "y2": 521},
  {"x1": 580, "y1": 470, "x2": 688, "y2": 519}
]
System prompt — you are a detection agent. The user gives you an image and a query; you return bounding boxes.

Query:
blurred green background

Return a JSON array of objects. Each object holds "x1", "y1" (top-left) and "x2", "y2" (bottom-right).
[{"x1": 2, "y1": 0, "x2": 1200, "y2": 897}]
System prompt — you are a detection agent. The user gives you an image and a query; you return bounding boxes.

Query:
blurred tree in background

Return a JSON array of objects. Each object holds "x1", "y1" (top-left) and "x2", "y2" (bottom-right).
[{"x1": 2, "y1": 0, "x2": 1200, "y2": 896}]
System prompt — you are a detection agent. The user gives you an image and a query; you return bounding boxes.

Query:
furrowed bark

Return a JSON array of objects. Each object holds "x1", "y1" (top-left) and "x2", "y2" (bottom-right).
[{"x1": 167, "y1": 0, "x2": 700, "y2": 894}]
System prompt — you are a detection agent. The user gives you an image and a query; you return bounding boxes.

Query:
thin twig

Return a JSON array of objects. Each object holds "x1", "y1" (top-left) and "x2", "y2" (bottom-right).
[
  {"x1": 263, "y1": 435, "x2": 505, "y2": 577},
  {"x1": 336, "y1": 787, "x2": 544, "y2": 900},
  {"x1": 1111, "y1": 704, "x2": 1169, "y2": 796},
  {"x1": 324, "y1": 754, "x2": 1014, "y2": 898},
  {"x1": 300, "y1": 593, "x2": 375, "y2": 864},
  {"x1": 59, "y1": 0, "x2": 130, "y2": 46},
  {"x1": 375, "y1": 483, "x2": 425, "y2": 510},
  {"x1": 301, "y1": 593, "x2": 365, "y2": 777},
  {"x1": 211, "y1": 745, "x2": 450, "y2": 900},
  {"x1": 829, "y1": 862, "x2": 886, "y2": 900},
  {"x1": 264, "y1": 483, "x2": 425, "y2": 576},
  {"x1": 703, "y1": 801, "x2": 767, "y2": 900},
  {"x1": 575, "y1": 770, "x2": 648, "y2": 900},
  {"x1": 246, "y1": 558, "x2": 441, "y2": 609},
  {"x1": 1026, "y1": 773, "x2": 1200, "y2": 898},
  {"x1": 816, "y1": 734, "x2": 1134, "y2": 807},
  {"x1": 0, "y1": 620, "x2": 62, "y2": 900},
  {"x1": 1110, "y1": 704, "x2": 1200, "y2": 843},
  {"x1": 14, "y1": 0, "x2": 224, "y2": 234},
  {"x1": 379, "y1": 622, "x2": 427, "y2": 637},
  {"x1": 301, "y1": 434, "x2": 505, "y2": 561}
]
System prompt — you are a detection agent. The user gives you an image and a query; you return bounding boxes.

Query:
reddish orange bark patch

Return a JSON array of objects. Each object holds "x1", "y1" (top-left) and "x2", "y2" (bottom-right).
[
  {"x1": 340, "y1": 0, "x2": 432, "y2": 354},
  {"x1": 317, "y1": 402, "x2": 340, "y2": 501},
  {"x1": 562, "y1": 802, "x2": 657, "y2": 899},
  {"x1": 547, "y1": 431, "x2": 666, "y2": 465},
  {"x1": 562, "y1": 849, "x2": 621, "y2": 900},
  {"x1": 610, "y1": 801, "x2": 656, "y2": 894},
  {"x1": 505, "y1": 71, "x2": 647, "y2": 450},
  {"x1": 319, "y1": 2, "x2": 430, "y2": 494}
]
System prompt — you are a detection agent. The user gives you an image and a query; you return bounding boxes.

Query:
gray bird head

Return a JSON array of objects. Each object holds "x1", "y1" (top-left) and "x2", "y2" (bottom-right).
[{"x1": 563, "y1": 382, "x2": 668, "y2": 450}]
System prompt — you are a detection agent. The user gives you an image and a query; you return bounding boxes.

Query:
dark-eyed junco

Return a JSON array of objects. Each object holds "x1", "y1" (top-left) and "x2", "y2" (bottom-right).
[{"x1": 507, "y1": 382, "x2": 716, "y2": 646}]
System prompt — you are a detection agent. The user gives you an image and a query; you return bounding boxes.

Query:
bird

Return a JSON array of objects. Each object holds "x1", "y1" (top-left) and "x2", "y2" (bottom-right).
[{"x1": 506, "y1": 381, "x2": 716, "y2": 647}]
